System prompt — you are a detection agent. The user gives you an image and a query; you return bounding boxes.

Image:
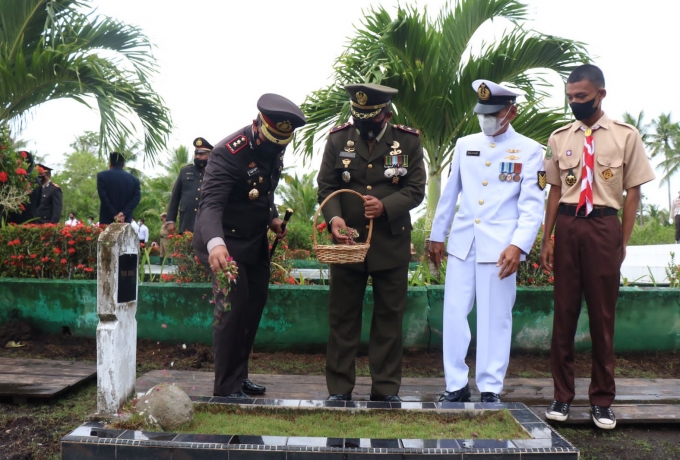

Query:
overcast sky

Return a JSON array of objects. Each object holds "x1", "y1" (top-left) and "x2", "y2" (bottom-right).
[{"x1": 14, "y1": 0, "x2": 680, "y2": 212}]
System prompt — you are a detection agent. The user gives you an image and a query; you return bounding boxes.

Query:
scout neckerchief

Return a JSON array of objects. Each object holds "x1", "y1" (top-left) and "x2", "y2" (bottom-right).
[{"x1": 575, "y1": 125, "x2": 600, "y2": 216}]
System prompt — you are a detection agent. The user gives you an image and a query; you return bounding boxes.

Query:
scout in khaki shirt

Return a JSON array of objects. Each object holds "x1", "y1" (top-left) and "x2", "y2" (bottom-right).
[{"x1": 539, "y1": 65, "x2": 655, "y2": 430}]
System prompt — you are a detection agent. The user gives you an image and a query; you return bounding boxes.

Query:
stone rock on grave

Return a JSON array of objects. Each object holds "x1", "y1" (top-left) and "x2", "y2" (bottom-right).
[{"x1": 135, "y1": 384, "x2": 194, "y2": 430}]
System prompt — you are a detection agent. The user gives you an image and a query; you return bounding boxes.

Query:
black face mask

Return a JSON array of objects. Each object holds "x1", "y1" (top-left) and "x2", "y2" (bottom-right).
[
  {"x1": 569, "y1": 96, "x2": 599, "y2": 121},
  {"x1": 258, "y1": 141, "x2": 284, "y2": 156},
  {"x1": 194, "y1": 159, "x2": 208, "y2": 168},
  {"x1": 353, "y1": 118, "x2": 385, "y2": 141}
]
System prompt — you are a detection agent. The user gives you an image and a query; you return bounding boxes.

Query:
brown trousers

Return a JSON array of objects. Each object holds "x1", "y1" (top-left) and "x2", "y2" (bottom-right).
[
  {"x1": 551, "y1": 213, "x2": 623, "y2": 407},
  {"x1": 675, "y1": 215, "x2": 680, "y2": 241},
  {"x1": 326, "y1": 264, "x2": 408, "y2": 397}
]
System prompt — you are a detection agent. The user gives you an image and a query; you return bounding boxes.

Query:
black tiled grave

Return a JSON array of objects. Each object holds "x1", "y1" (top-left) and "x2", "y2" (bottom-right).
[{"x1": 62, "y1": 400, "x2": 578, "y2": 459}]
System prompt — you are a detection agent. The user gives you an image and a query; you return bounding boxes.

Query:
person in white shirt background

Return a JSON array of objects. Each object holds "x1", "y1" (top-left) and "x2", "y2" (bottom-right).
[
  {"x1": 670, "y1": 191, "x2": 680, "y2": 243},
  {"x1": 137, "y1": 218, "x2": 149, "y2": 244},
  {"x1": 65, "y1": 211, "x2": 80, "y2": 227}
]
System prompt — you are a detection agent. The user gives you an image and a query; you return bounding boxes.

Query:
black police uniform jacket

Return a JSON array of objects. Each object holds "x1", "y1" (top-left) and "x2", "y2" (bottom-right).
[
  {"x1": 35, "y1": 182, "x2": 63, "y2": 224},
  {"x1": 96, "y1": 167, "x2": 141, "y2": 224},
  {"x1": 317, "y1": 123, "x2": 426, "y2": 271},
  {"x1": 193, "y1": 126, "x2": 283, "y2": 266},
  {"x1": 166, "y1": 164, "x2": 204, "y2": 233}
]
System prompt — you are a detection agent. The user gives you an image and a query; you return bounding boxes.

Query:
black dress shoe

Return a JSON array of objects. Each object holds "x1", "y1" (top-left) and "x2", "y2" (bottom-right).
[
  {"x1": 370, "y1": 394, "x2": 402, "y2": 402},
  {"x1": 326, "y1": 394, "x2": 351, "y2": 401},
  {"x1": 439, "y1": 384, "x2": 472, "y2": 402},
  {"x1": 242, "y1": 379, "x2": 266, "y2": 395},
  {"x1": 480, "y1": 392, "x2": 501, "y2": 403}
]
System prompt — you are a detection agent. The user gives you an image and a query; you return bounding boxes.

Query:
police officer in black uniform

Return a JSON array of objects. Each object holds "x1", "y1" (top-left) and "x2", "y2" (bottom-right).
[
  {"x1": 166, "y1": 137, "x2": 213, "y2": 234},
  {"x1": 35, "y1": 164, "x2": 63, "y2": 224},
  {"x1": 193, "y1": 94, "x2": 306, "y2": 398}
]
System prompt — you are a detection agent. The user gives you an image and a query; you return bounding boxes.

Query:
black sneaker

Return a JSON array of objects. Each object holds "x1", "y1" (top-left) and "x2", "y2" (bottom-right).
[
  {"x1": 480, "y1": 392, "x2": 501, "y2": 403},
  {"x1": 439, "y1": 384, "x2": 471, "y2": 402},
  {"x1": 545, "y1": 400, "x2": 570, "y2": 421},
  {"x1": 591, "y1": 405, "x2": 616, "y2": 429}
]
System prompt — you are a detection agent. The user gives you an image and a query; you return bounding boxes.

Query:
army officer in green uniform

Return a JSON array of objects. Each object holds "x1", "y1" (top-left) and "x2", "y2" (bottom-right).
[
  {"x1": 317, "y1": 83, "x2": 426, "y2": 402},
  {"x1": 166, "y1": 137, "x2": 213, "y2": 234}
]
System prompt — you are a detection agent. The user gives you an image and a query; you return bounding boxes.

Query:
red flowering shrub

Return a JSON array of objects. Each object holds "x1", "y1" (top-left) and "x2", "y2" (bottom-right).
[
  {"x1": 160, "y1": 232, "x2": 210, "y2": 283},
  {"x1": 516, "y1": 230, "x2": 555, "y2": 287},
  {"x1": 0, "y1": 125, "x2": 38, "y2": 216},
  {"x1": 0, "y1": 223, "x2": 102, "y2": 279}
]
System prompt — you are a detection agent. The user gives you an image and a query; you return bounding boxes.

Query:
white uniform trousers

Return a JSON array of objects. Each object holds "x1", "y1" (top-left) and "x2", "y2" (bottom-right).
[{"x1": 443, "y1": 241, "x2": 516, "y2": 394}]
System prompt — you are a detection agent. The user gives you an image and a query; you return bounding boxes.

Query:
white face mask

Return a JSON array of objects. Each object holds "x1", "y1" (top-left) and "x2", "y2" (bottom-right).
[{"x1": 477, "y1": 109, "x2": 511, "y2": 136}]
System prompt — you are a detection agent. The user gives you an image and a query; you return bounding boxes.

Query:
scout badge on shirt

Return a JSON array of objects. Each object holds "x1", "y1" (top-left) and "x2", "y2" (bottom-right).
[
  {"x1": 602, "y1": 168, "x2": 614, "y2": 180},
  {"x1": 545, "y1": 146, "x2": 553, "y2": 160},
  {"x1": 384, "y1": 154, "x2": 408, "y2": 184},
  {"x1": 565, "y1": 169, "x2": 577, "y2": 186}
]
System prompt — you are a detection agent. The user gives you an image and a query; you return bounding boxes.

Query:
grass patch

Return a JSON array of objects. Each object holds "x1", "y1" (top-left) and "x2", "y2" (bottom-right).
[{"x1": 166, "y1": 405, "x2": 531, "y2": 440}]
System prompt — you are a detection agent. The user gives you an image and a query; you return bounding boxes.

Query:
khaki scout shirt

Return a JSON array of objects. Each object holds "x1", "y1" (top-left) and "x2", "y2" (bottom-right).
[{"x1": 544, "y1": 113, "x2": 655, "y2": 209}]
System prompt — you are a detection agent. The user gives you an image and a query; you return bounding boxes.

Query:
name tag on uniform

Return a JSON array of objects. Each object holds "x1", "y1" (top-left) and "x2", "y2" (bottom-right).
[
  {"x1": 247, "y1": 167, "x2": 259, "y2": 176},
  {"x1": 466, "y1": 151, "x2": 480, "y2": 156},
  {"x1": 339, "y1": 151, "x2": 356, "y2": 158}
]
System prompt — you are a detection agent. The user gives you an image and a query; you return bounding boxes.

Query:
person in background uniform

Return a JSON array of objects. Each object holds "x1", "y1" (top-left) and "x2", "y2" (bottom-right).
[
  {"x1": 540, "y1": 65, "x2": 655, "y2": 430},
  {"x1": 6, "y1": 151, "x2": 40, "y2": 224},
  {"x1": 317, "y1": 83, "x2": 426, "y2": 402},
  {"x1": 167, "y1": 137, "x2": 213, "y2": 234},
  {"x1": 97, "y1": 152, "x2": 141, "y2": 225},
  {"x1": 429, "y1": 80, "x2": 545, "y2": 404},
  {"x1": 159, "y1": 212, "x2": 170, "y2": 258},
  {"x1": 193, "y1": 94, "x2": 306, "y2": 398},
  {"x1": 670, "y1": 191, "x2": 680, "y2": 243},
  {"x1": 35, "y1": 164, "x2": 63, "y2": 224},
  {"x1": 138, "y1": 218, "x2": 149, "y2": 244}
]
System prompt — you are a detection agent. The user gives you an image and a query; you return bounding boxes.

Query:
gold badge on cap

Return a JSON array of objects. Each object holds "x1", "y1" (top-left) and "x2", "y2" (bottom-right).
[
  {"x1": 356, "y1": 91, "x2": 368, "y2": 106},
  {"x1": 478, "y1": 83, "x2": 491, "y2": 101},
  {"x1": 276, "y1": 120, "x2": 293, "y2": 133},
  {"x1": 196, "y1": 139, "x2": 203, "y2": 147},
  {"x1": 249, "y1": 188, "x2": 259, "y2": 200}
]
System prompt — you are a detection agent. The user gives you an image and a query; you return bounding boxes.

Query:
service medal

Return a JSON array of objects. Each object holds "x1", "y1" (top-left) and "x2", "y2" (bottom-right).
[
  {"x1": 506, "y1": 174, "x2": 513, "y2": 182},
  {"x1": 342, "y1": 171, "x2": 351, "y2": 183},
  {"x1": 499, "y1": 173, "x2": 507, "y2": 181},
  {"x1": 248, "y1": 188, "x2": 259, "y2": 200}
]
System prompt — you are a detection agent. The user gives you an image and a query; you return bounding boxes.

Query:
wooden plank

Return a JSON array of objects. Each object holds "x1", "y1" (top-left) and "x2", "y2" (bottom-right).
[
  {"x1": 0, "y1": 358, "x2": 96, "y2": 399},
  {"x1": 529, "y1": 405, "x2": 680, "y2": 424},
  {"x1": 136, "y1": 371, "x2": 680, "y2": 404}
]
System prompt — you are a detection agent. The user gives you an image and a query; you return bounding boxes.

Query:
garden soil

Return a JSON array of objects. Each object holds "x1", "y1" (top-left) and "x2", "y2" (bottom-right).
[{"x1": 0, "y1": 320, "x2": 678, "y2": 459}]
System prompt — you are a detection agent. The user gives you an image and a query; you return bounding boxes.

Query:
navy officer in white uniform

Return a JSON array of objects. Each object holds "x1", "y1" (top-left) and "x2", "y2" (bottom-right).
[{"x1": 429, "y1": 80, "x2": 545, "y2": 403}]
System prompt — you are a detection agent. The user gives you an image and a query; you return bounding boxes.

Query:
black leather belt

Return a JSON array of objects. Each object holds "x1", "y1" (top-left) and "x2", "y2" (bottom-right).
[{"x1": 558, "y1": 204, "x2": 618, "y2": 218}]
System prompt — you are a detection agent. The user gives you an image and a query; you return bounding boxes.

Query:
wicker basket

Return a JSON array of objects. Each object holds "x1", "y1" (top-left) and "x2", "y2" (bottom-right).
[{"x1": 312, "y1": 189, "x2": 373, "y2": 264}]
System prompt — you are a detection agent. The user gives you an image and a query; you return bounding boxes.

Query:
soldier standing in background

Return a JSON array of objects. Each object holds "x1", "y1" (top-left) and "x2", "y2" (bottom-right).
[
  {"x1": 35, "y1": 164, "x2": 63, "y2": 224},
  {"x1": 166, "y1": 137, "x2": 213, "y2": 234}
]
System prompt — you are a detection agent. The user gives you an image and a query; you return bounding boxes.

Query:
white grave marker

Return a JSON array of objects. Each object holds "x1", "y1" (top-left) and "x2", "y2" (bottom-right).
[{"x1": 96, "y1": 223, "x2": 139, "y2": 415}]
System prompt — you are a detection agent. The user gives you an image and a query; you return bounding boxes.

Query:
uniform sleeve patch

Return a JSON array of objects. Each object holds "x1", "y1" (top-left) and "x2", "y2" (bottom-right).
[
  {"x1": 395, "y1": 124, "x2": 420, "y2": 135},
  {"x1": 330, "y1": 122, "x2": 351, "y2": 133},
  {"x1": 538, "y1": 171, "x2": 547, "y2": 190},
  {"x1": 226, "y1": 135, "x2": 248, "y2": 154}
]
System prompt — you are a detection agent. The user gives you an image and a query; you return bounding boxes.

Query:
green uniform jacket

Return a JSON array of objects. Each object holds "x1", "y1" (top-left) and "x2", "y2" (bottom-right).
[{"x1": 317, "y1": 123, "x2": 426, "y2": 271}]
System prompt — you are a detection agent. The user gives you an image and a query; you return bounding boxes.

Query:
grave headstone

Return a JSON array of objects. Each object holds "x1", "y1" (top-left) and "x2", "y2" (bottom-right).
[{"x1": 96, "y1": 224, "x2": 139, "y2": 415}]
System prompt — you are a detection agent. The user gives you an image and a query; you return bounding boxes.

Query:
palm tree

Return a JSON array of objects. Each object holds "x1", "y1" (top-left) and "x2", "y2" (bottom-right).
[
  {"x1": 647, "y1": 113, "x2": 680, "y2": 214},
  {"x1": 0, "y1": 0, "x2": 172, "y2": 163},
  {"x1": 622, "y1": 111, "x2": 648, "y2": 223},
  {"x1": 278, "y1": 171, "x2": 319, "y2": 221},
  {"x1": 295, "y1": 0, "x2": 589, "y2": 215},
  {"x1": 163, "y1": 146, "x2": 190, "y2": 178}
]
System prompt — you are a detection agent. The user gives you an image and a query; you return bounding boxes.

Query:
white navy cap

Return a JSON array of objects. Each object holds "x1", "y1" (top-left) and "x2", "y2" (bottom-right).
[{"x1": 472, "y1": 79, "x2": 522, "y2": 114}]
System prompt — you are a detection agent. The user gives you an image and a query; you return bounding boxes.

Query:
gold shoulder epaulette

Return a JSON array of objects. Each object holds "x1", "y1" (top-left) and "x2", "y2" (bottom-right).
[
  {"x1": 394, "y1": 124, "x2": 420, "y2": 135},
  {"x1": 330, "y1": 122, "x2": 351, "y2": 134}
]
